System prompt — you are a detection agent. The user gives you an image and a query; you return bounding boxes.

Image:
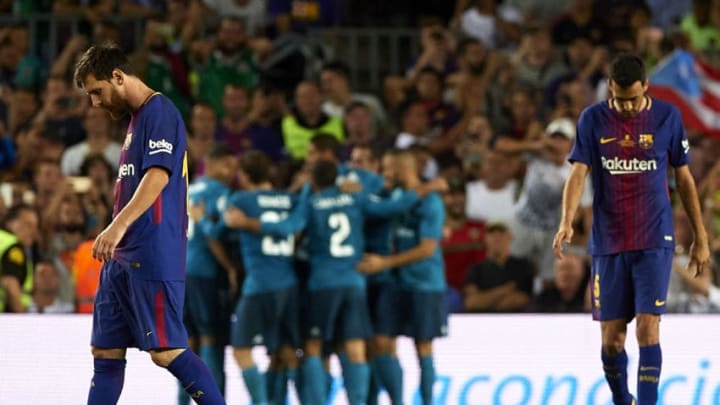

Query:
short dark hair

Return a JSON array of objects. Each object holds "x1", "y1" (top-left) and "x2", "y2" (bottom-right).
[
  {"x1": 73, "y1": 42, "x2": 133, "y2": 88},
  {"x1": 310, "y1": 133, "x2": 341, "y2": 159},
  {"x1": 2, "y1": 203, "x2": 37, "y2": 229},
  {"x1": 240, "y1": 150, "x2": 272, "y2": 184},
  {"x1": 416, "y1": 66, "x2": 444, "y2": 84},
  {"x1": 322, "y1": 60, "x2": 351, "y2": 79},
  {"x1": 609, "y1": 53, "x2": 646, "y2": 88},
  {"x1": 456, "y1": 37, "x2": 481, "y2": 58},
  {"x1": 312, "y1": 159, "x2": 338, "y2": 189},
  {"x1": 344, "y1": 100, "x2": 370, "y2": 115},
  {"x1": 208, "y1": 144, "x2": 236, "y2": 160},
  {"x1": 351, "y1": 143, "x2": 382, "y2": 162}
]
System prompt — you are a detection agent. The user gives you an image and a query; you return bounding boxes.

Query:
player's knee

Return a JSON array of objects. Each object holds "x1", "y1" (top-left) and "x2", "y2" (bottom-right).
[
  {"x1": 233, "y1": 347, "x2": 254, "y2": 369},
  {"x1": 635, "y1": 314, "x2": 660, "y2": 345},
  {"x1": 345, "y1": 339, "x2": 366, "y2": 363},
  {"x1": 372, "y1": 336, "x2": 395, "y2": 356},
  {"x1": 278, "y1": 345, "x2": 299, "y2": 368},
  {"x1": 304, "y1": 339, "x2": 323, "y2": 356},
  {"x1": 91, "y1": 346, "x2": 126, "y2": 359},
  {"x1": 149, "y1": 348, "x2": 183, "y2": 367},
  {"x1": 415, "y1": 340, "x2": 433, "y2": 358}
]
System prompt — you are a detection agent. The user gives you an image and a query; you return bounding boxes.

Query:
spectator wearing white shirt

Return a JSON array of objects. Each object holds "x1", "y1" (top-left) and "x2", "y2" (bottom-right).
[
  {"x1": 465, "y1": 148, "x2": 520, "y2": 223},
  {"x1": 459, "y1": 0, "x2": 523, "y2": 50},
  {"x1": 394, "y1": 101, "x2": 439, "y2": 179},
  {"x1": 60, "y1": 108, "x2": 120, "y2": 176},
  {"x1": 27, "y1": 261, "x2": 74, "y2": 314}
]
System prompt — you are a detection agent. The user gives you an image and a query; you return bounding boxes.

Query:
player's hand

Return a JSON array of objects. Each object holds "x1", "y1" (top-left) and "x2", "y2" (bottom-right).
[
  {"x1": 357, "y1": 254, "x2": 388, "y2": 275},
  {"x1": 552, "y1": 223, "x2": 574, "y2": 260},
  {"x1": 189, "y1": 201, "x2": 205, "y2": 222},
  {"x1": 92, "y1": 221, "x2": 128, "y2": 262},
  {"x1": 417, "y1": 177, "x2": 448, "y2": 197},
  {"x1": 687, "y1": 238, "x2": 711, "y2": 277},
  {"x1": 227, "y1": 267, "x2": 239, "y2": 297},
  {"x1": 339, "y1": 179, "x2": 363, "y2": 194},
  {"x1": 224, "y1": 207, "x2": 248, "y2": 229}
]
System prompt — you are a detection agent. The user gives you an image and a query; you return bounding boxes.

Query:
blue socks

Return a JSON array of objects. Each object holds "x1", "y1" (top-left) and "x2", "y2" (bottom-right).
[
  {"x1": 375, "y1": 354, "x2": 403, "y2": 404},
  {"x1": 368, "y1": 359, "x2": 380, "y2": 405},
  {"x1": 167, "y1": 349, "x2": 225, "y2": 405},
  {"x1": 301, "y1": 355, "x2": 326, "y2": 404},
  {"x1": 87, "y1": 358, "x2": 126, "y2": 405},
  {"x1": 199, "y1": 344, "x2": 225, "y2": 395},
  {"x1": 601, "y1": 349, "x2": 633, "y2": 405},
  {"x1": 343, "y1": 361, "x2": 370, "y2": 405},
  {"x1": 419, "y1": 355, "x2": 435, "y2": 405},
  {"x1": 638, "y1": 344, "x2": 661, "y2": 405},
  {"x1": 241, "y1": 365, "x2": 268, "y2": 404}
]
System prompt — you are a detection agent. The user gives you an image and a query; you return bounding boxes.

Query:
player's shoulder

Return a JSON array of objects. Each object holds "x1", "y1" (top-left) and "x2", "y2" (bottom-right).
[
  {"x1": 648, "y1": 97, "x2": 681, "y2": 119},
  {"x1": 578, "y1": 100, "x2": 609, "y2": 123}
]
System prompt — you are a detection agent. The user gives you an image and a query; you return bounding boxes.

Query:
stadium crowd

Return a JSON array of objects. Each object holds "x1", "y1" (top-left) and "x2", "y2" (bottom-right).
[{"x1": 1, "y1": 0, "x2": 720, "y2": 318}]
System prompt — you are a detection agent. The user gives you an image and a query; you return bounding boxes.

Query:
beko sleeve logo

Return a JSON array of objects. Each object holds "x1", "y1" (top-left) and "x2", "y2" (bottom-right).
[{"x1": 148, "y1": 139, "x2": 174, "y2": 155}]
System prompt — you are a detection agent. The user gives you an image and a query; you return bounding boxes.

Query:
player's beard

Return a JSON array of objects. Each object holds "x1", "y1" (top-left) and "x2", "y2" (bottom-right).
[{"x1": 103, "y1": 87, "x2": 131, "y2": 120}]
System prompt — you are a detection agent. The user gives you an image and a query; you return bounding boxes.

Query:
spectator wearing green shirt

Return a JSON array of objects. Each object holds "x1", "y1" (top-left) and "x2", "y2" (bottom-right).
[
  {"x1": 681, "y1": 0, "x2": 719, "y2": 51},
  {"x1": 198, "y1": 16, "x2": 259, "y2": 117},
  {"x1": 281, "y1": 81, "x2": 344, "y2": 160}
]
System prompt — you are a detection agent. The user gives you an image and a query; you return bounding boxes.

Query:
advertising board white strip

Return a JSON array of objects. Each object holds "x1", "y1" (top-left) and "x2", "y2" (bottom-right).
[{"x1": 0, "y1": 314, "x2": 718, "y2": 404}]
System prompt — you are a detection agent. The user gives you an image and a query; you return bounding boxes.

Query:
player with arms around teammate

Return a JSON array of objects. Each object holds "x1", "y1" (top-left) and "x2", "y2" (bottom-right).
[
  {"x1": 74, "y1": 43, "x2": 225, "y2": 405},
  {"x1": 182, "y1": 144, "x2": 239, "y2": 402},
  {"x1": 224, "y1": 150, "x2": 304, "y2": 405},
  {"x1": 552, "y1": 54, "x2": 710, "y2": 405},
  {"x1": 358, "y1": 150, "x2": 448, "y2": 405}
]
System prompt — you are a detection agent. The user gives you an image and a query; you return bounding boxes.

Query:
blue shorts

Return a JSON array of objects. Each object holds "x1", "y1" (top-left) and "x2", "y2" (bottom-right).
[
  {"x1": 398, "y1": 290, "x2": 448, "y2": 341},
  {"x1": 367, "y1": 281, "x2": 401, "y2": 337},
  {"x1": 92, "y1": 260, "x2": 188, "y2": 351},
  {"x1": 231, "y1": 286, "x2": 300, "y2": 352},
  {"x1": 184, "y1": 276, "x2": 226, "y2": 339},
  {"x1": 306, "y1": 287, "x2": 371, "y2": 342},
  {"x1": 591, "y1": 248, "x2": 673, "y2": 322}
]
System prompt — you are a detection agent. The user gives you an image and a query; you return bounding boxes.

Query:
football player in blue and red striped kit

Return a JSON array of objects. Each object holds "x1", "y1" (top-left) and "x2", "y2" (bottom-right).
[
  {"x1": 75, "y1": 43, "x2": 225, "y2": 405},
  {"x1": 553, "y1": 53, "x2": 710, "y2": 405}
]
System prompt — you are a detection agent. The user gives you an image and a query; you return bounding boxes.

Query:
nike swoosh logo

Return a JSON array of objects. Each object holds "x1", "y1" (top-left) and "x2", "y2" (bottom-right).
[
  {"x1": 600, "y1": 137, "x2": 617, "y2": 144},
  {"x1": 146, "y1": 331, "x2": 153, "y2": 336},
  {"x1": 655, "y1": 300, "x2": 666, "y2": 307}
]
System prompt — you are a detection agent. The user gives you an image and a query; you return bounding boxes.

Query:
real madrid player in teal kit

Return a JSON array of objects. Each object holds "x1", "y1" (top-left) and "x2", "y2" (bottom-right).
[
  {"x1": 75, "y1": 43, "x2": 225, "y2": 405},
  {"x1": 553, "y1": 54, "x2": 710, "y2": 405}
]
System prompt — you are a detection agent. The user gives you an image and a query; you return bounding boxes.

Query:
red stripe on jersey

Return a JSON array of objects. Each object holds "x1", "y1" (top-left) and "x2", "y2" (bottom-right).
[
  {"x1": 154, "y1": 290, "x2": 168, "y2": 348},
  {"x1": 153, "y1": 195, "x2": 163, "y2": 224}
]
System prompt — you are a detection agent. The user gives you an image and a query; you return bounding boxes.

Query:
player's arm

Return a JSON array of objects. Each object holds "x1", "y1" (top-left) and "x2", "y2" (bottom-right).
[
  {"x1": 463, "y1": 282, "x2": 516, "y2": 311},
  {"x1": 0, "y1": 245, "x2": 28, "y2": 312},
  {"x1": 362, "y1": 190, "x2": 419, "y2": 218},
  {"x1": 675, "y1": 164, "x2": 710, "y2": 276},
  {"x1": 92, "y1": 167, "x2": 168, "y2": 261},
  {"x1": 552, "y1": 162, "x2": 590, "y2": 259}
]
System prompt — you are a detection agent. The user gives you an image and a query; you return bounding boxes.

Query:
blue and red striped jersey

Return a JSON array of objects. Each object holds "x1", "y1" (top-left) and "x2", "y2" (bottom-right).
[
  {"x1": 569, "y1": 97, "x2": 689, "y2": 255},
  {"x1": 113, "y1": 94, "x2": 189, "y2": 280}
]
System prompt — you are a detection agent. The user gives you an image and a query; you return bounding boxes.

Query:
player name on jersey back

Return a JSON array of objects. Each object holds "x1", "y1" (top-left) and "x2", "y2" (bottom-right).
[
  {"x1": 313, "y1": 194, "x2": 355, "y2": 210},
  {"x1": 258, "y1": 195, "x2": 291, "y2": 209}
]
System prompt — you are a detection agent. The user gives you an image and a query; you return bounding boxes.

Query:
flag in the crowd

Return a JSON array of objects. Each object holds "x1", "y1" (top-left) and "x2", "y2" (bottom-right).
[{"x1": 648, "y1": 49, "x2": 720, "y2": 137}]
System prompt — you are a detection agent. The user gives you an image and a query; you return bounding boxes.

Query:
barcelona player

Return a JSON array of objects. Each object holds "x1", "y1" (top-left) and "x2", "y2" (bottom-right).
[
  {"x1": 553, "y1": 54, "x2": 710, "y2": 405},
  {"x1": 75, "y1": 43, "x2": 225, "y2": 404}
]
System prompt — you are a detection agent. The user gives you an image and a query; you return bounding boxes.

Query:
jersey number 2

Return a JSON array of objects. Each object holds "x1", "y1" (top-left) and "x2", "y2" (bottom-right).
[{"x1": 329, "y1": 213, "x2": 354, "y2": 257}]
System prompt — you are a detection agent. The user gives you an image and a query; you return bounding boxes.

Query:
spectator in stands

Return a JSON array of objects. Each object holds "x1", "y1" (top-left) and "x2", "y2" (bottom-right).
[
  {"x1": 35, "y1": 75, "x2": 87, "y2": 147},
  {"x1": 395, "y1": 102, "x2": 439, "y2": 179},
  {"x1": 510, "y1": 118, "x2": 592, "y2": 286},
  {"x1": 198, "y1": 16, "x2": 259, "y2": 116},
  {"x1": 6, "y1": 87, "x2": 39, "y2": 134},
  {"x1": 680, "y1": 0, "x2": 719, "y2": 52},
  {"x1": 441, "y1": 175, "x2": 485, "y2": 313},
  {"x1": 511, "y1": 25, "x2": 568, "y2": 95},
  {"x1": 320, "y1": 60, "x2": 386, "y2": 132},
  {"x1": 454, "y1": 115, "x2": 492, "y2": 178},
  {"x1": 217, "y1": 83, "x2": 251, "y2": 154},
  {"x1": 78, "y1": 155, "x2": 113, "y2": 237},
  {"x1": 491, "y1": 86, "x2": 544, "y2": 155},
  {"x1": 446, "y1": 37, "x2": 500, "y2": 114},
  {"x1": 165, "y1": 0, "x2": 204, "y2": 52},
  {"x1": 61, "y1": 108, "x2": 120, "y2": 175},
  {"x1": 27, "y1": 260, "x2": 74, "y2": 313},
  {"x1": 32, "y1": 159, "x2": 64, "y2": 212},
  {"x1": 119, "y1": 0, "x2": 166, "y2": 17},
  {"x1": 347, "y1": 143, "x2": 379, "y2": 173},
  {"x1": 414, "y1": 67, "x2": 460, "y2": 138},
  {"x1": 382, "y1": 75, "x2": 409, "y2": 134},
  {"x1": 463, "y1": 221, "x2": 534, "y2": 312},
  {"x1": 457, "y1": 0, "x2": 522, "y2": 50},
  {"x1": 131, "y1": 18, "x2": 192, "y2": 118},
  {"x1": 465, "y1": 148, "x2": 519, "y2": 223},
  {"x1": 71, "y1": 238, "x2": 103, "y2": 313},
  {"x1": 187, "y1": 102, "x2": 218, "y2": 180},
  {"x1": 532, "y1": 254, "x2": 589, "y2": 313},
  {"x1": 407, "y1": 22, "x2": 457, "y2": 82},
  {"x1": 0, "y1": 24, "x2": 43, "y2": 90},
  {"x1": 551, "y1": 0, "x2": 603, "y2": 45},
  {"x1": 281, "y1": 81, "x2": 344, "y2": 160},
  {"x1": 0, "y1": 204, "x2": 38, "y2": 313},
  {"x1": 341, "y1": 101, "x2": 380, "y2": 160},
  {"x1": 49, "y1": 35, "x2": 90, "y2": 83},
  {"x1": 203, "y1": 0, "x2": 268, "y2": 35},
  {"x1": 52, "y1": 0, "x2": 114, "y2": 25},
  {"x1": 91, "y1": 18, "x2": 121, "y2": 46},
  {"x1": 246, "y1": 82, "x2": 288, "y2": 162}
]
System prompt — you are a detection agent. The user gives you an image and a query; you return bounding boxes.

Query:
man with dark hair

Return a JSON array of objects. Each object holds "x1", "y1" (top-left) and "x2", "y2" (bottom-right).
[
  {"x1": 74, "y1": 43, "x2": 225, "y2": 405},
  {"x1": 320, "y1": 60, "x2": 386, "y2": 132},
  {"x1": 553, "y1": 53, "x2": 710, "y2": 405},
  {"x1": 182, "y1": 144, "x2": 239, "y2": 402}
]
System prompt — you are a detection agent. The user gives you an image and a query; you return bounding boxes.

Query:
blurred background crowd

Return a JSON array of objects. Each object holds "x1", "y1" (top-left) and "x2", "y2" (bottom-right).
[{"x1": 1, "y1": 0, "x2": 720, "y2": 315}]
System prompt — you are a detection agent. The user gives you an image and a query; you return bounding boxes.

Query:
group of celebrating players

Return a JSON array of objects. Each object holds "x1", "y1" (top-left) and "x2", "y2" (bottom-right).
[{"x1": 185, "y1": 133, "x2": 448, "y2": 405}]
